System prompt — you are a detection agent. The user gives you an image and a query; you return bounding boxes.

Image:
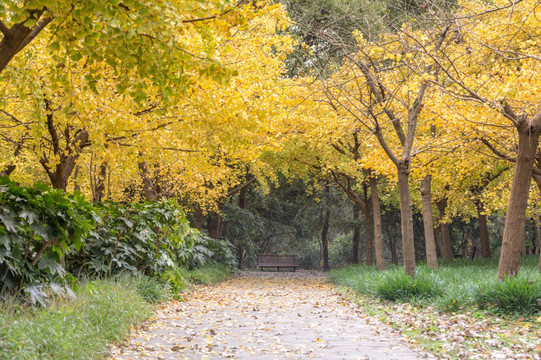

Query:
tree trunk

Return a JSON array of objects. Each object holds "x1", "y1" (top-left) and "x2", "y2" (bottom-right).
[
  {"x1": 437, "y1": 198, "x2": 454, "y2": 262},
  {"x1": 352, "y1": 204, "x2": 361, "y2": 264},
  {"x1": 498, "y1": 122, "x2": 541, "y2": 279},
  {"x1": 138, "y1": 160, "x2": 158, "y2": 201},
  {"x1": 362, "y1": 185, "x2": 374, "y2": 265},
  {"x1": 536, "y1": 220, "x2": 541, "y2": 272},
  {"x1": 369, "y1": 174, "x2": 385, "y2": 270},
  {"x1": 194, "y1": 205, "x2": 204, "y2": 230},
  {"x1": 0, "y1": 12, "x2": 52, "y2": 74},
  {"x1": 92, "y1": 163, "x2": 107, "y2": 202},
  {"x1": 420, "y1": 175, "x2": 438, "y2": 269},
  {"x1": 322, "y1": 206, "x2": 331, "y2": 271},
  {"x1": 397, "y1": 162, "x2": 416, "y2": 276},
  {"x1": 434, "y1": 226, "x2": 444, "y2": 258},
  {"x1": 475, "y1": 200, "x2": 491, "y2": 258},
  {"x1": 207, "y1": 211, "x2": 223, "y2": 239}
]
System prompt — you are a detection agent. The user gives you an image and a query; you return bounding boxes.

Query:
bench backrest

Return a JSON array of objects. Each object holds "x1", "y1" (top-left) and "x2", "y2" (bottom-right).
[{"x1": 257, "y1": 254, "x2": 298, "y2": 266}]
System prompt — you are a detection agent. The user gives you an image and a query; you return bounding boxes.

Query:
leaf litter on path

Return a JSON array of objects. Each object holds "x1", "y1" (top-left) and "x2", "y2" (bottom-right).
[{"x1": 108, "y1": 270, "x2": 432, "y2": 359}]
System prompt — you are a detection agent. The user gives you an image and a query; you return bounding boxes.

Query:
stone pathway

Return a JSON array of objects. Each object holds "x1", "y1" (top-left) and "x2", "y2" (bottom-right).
[{"x1": 108, "y1": 271, "x2": 434, "y2": 359}]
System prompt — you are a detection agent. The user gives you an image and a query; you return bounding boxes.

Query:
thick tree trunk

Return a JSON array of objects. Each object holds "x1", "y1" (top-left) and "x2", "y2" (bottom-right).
[
  {"x1": 352, "y1": 204, "x2": 361, "y2": 264},
  {"x1": 362, "y1": 186, "x2": 374, "y2": 265},
  {"x1": 397, "y1": 162, "x2": 416, "y2": 276},
  {"x1": 475, "y1": 200, "x2": 491, "y2": 258},
  {"x1": 369, "y1": 174, "x2": 385, "y2": 270},
  {"x1": 498, "y1": 122, "x2": 541, "y2": 279},
  {"x1": 437, "y1": 198, "x2": 454, "y2": 262},
  {"x1": 420, "y1": 175, "x2": 438, "y2": 269},
  {"x1": 322, "y1": 207, "x2": 331, "y2": 271}
]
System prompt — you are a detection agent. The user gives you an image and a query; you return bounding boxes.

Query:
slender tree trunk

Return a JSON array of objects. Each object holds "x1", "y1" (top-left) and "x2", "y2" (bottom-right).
[
  {"x1": 397, "y1": 163, "x2": 416, "y2": 276},
  {"x1": 352, "y1": 204, "x2": 361, "y2": 264},
  {"x1": 437, "y1": 198, "x2": 454, "y2": 262},
  {"x1": 207, "y1": 211, "x2": 223, "y2": 239},
  {"x1": 138, "y1": 161, "x2": 158, "y2": 201},
  {"x1": 369, "y1": 174, "x2": 385, "y2": 270},
  {"x1": 475, "y1": 200, "x2": 491, "y2": 258},
  {"x1": 322, "y1": 207, "x2": 331, "y2": 271},
  {"x1": 73, "y1": 166, "x2": 81, "y2": 192},
  {"x1": 362, "y1": 184, "x2": 374, "y2": 265},
  {"x1": 93, "y1": 163, "x2": 107, "y2": 202},
  {"x1": 536, "y1": 220, "x2": 541, "y2": 272},
  {"x1": 194, "y1": 205, "x2": 204, "y2": 230},
  {"x1": 498, "y1": 123, "x2": 541, "y2": 279},
  {"x1": 420, "y1": 175, "x2": 438, "y2": 269}
]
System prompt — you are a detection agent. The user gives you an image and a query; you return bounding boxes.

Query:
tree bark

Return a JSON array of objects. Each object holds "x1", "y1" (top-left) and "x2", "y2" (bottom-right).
[
  {"x1": 420, "y1": 175, "x2": 438, "y2": 269},
  {"x1": 475, "y1": 200, "x2": 491, "y2": 258},
  {"x1": 138, "y1": 160, "x2": 158, "y2": 201},
  {"x1": 322, "y1": 206, "x2": 331, "y2": 271},
  {"x1": 352, "y1": 204, "x2": 361, "y2": 264},
  {"x1": 0, "y1": 12, "x2": 52, "y2": 74},
  {"x1": 397, "y1": 162, "x2": 416, "y2": 276},
  {"x1": 362, "y1": 183, "x2": 374, "y2": 265},
  {"x1": 207, "y1": 211, "x2": 223, "y2": 239},
  {"x1": 194, "y1": 205, "x2": 204, "y2": 230},
  {"x1": 437, "y1": 198, "x2": 454, "y2": 262},
  {"x1": 368, "y1": 173, "x2": 385, "y2": 270},
  {"x1": 92, "y1": 163, "x2": 107, "y2": 202},
  {"x1": 498, "y1": 120, "x2": 541, "y2": 279},
  {"x1": 536, "y1": 220, "x2": 541, "y2": 272}
]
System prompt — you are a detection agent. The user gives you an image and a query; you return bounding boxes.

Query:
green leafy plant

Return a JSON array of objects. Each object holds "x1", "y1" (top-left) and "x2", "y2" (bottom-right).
[
  {"x1": 474, "y1": 276, "x2": 541, "y2": 315},
  {"x1": 135, "y1": 275, "x2": 169, "y2": 304},
  {"x1": 0, "y1": 177, "x2": 96, "y2": 302},
  {"x1": 375, "y1": 269, "x2": 443, "y2": 302}
]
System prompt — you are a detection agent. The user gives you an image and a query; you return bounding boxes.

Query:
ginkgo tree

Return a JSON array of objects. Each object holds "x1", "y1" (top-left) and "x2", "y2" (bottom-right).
[{"x1": 418, "y1": 0, "x2": 541, "y2": 278}]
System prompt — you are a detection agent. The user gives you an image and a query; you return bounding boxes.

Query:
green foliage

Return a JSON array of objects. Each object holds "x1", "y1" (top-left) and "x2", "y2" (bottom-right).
[
  {"x1": 375, "y1": 269, "x2": 443, "y2": 302},
  {"x1": 67, "y1": 199, "x2": 190, "y2": 278},
  {"x1": 135, "y1": 275, "x2": 169, "y2": 304},
  {"x1": 177, "y1": 231, "x2": 236, "y2": 269},
  {"x1": 0, "y1": 277, "x2": 151, "y2": 360},
  {"x1": 330, "y1": 256, "x2": 541, "y2": 316},
  {"x1": 184, "y1": 263, "x2": 232, "y2": 285},
  {"x1": 474, "y1": 276, "x2": 541, "y2": 315},
  {"x1": 0, "y1": 177, "x2": 97, "y2": 299}
]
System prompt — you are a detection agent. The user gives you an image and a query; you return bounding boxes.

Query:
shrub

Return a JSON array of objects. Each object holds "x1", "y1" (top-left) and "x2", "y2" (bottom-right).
[
  {"x1": 0, "y1": 177, "x2": 96, "y2": 302},
  {"x1": 375, "y1": 269, "x2": 443, "y2": 302},
  {"x1": 135, "y1": 275, "x2": 169, "y2": 304},
  {"x1": 474, "y1": 276, "x2": 541, "y2": 315}
]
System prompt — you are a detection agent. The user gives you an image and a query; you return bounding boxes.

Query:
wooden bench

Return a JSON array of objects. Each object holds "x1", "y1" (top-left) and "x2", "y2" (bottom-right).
[{"x1": 257, "y1": 254, "x2": 298, "y2": 272}]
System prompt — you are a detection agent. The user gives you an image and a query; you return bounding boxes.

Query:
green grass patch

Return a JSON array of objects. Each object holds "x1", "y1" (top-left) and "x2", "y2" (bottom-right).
[
  {"x1": 0, "y1": 277, "x2": 152, "y2": 360},
  {"x1": 184, "y1": 263, "x2": 233, "y2": 285},
  {"x1": 0, "y1": 263, "x2": 233, "y2": 360},
  {"x1": 329, "y1": 256, "x2": 541, "y2": 316}
]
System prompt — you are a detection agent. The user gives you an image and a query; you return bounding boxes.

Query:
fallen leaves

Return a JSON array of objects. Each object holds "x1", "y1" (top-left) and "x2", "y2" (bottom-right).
[{"x1": 107, "y1": 271, "x2": 430, "y2": 359}]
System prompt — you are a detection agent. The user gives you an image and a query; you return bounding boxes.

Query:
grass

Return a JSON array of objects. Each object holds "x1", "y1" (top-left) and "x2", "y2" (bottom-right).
[
  {"x1": 0, "y1": 263, "x2": 233, "y2": 360},
  {"x1": 330, "y1": 256, "x2": 541, "y2": 359},
  {"x1": 0, "y1": 277, "x2": 152, "y2": 360},
  {"x1": 329, "y1": 255, "x2": 541, "y2": 316}
]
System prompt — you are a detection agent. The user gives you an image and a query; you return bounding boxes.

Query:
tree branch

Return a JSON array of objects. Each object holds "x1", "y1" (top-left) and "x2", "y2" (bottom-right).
[{"x1": 0, "y1": 20, "x2": 10, "y2": 36}]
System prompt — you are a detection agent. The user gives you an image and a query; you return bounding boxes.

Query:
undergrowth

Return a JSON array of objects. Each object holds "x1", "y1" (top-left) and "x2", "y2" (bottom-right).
[
  {"x1": 329, "y1": 256, "x2": 541, "y2": 316},
  {"x1": 0, "y1": 264, "x2": 232, "y2": 360}
]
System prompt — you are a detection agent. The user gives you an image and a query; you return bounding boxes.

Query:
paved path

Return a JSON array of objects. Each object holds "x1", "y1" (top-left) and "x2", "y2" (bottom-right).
[{"x1": 109, "y1": 271, "x2": 433, "y2": 359}]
